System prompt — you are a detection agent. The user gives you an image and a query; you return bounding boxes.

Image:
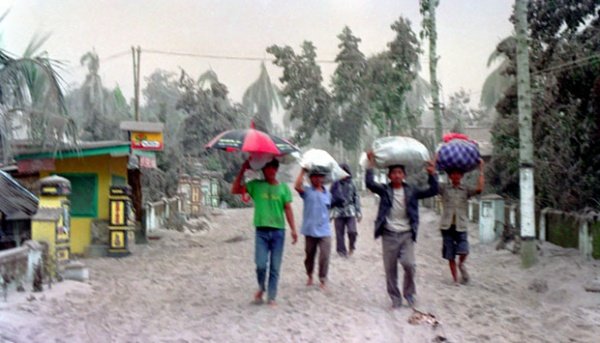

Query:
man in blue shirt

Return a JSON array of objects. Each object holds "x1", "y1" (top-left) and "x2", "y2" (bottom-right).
[{"x1": 294, "y1": 168, "x2": 332, "y2": 290}]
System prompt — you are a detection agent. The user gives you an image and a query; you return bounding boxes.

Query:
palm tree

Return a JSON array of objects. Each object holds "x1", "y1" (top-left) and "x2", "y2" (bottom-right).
[
  {"x1": 197, "y1": 69, "x2": 220, "y2": 89},
  {"x1": 480, "y1": 36, "x2": 516, "y2": 113},
  {"x1": 79, "y1": 49, "x2": 108, "y2": 140},
  {"x1": 242, "y1": 62, "x2": 285, "y2": 133},
  {"x1": 0, "y1": 29, "x2": 77, "y2": 164}
]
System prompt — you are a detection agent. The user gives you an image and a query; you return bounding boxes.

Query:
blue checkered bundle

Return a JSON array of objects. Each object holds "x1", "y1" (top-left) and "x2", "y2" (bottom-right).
[{"x1": 436, "y1": 139, "x2": 480, "y2": 173}]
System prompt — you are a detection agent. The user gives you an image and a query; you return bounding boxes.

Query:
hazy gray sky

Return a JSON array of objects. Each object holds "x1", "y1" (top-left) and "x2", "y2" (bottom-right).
[{"x1": 1, "y1": 0, "x2": 513, "y2": 110}]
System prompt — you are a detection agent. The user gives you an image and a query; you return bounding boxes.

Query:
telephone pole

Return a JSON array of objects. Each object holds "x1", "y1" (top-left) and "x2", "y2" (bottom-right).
[
  {"x1": 132, "y1": 46, "x2": 141, "y2": 121},
  {"x1": 515, "y1": 0, "x2": 537, "y2": 267}
]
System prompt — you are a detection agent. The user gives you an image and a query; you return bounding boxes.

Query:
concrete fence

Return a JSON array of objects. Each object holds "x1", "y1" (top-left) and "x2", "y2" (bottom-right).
[
  {"x1": 464, "y1": 198, "x2": 600, "y2": 260},
  {"x1": 144, "y1": 196, "x2": 182, "y2": 235},
  {"x1": 0, "y1": 241, "x2": 46, "y2": 299}
]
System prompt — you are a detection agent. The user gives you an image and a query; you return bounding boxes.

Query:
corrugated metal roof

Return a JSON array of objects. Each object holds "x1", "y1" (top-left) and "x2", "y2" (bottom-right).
[
  {"x1": 0, "y1": 170, "x2": 39, "y2": 220},
  {"x1": 14, "y1": 141, "x2": 131, "y2": 161},
  {"x1": 120, "y1": 121, "x2": 164, "y2": 132}
]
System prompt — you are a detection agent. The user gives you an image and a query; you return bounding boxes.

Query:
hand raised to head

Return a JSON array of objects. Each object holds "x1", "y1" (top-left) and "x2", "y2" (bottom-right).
[{"x1": 425, "y1": 160, "x2": 436, "y2": 175}]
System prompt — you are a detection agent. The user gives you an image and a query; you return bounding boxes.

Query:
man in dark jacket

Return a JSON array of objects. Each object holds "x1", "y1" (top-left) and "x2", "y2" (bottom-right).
[
  {"x1": 365, "y1": 151, "x2": 438, "y2": 308},
  {"x1": 330, "y1": 163, "x2": 362, "y2": 257}
]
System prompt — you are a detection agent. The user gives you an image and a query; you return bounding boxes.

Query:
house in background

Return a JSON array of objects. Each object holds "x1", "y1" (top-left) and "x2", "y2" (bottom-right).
[{"x1": 0, "y1": 170, "x2": 39, "y2": 249}]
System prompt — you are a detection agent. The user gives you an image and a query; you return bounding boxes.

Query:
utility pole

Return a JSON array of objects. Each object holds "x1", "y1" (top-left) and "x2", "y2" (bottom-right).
[
  {"x1": 515, "y1": 0, "x2": 537, "y2": 267},
  {"x1": 420, "y1": 0, "x2": 443, "y2": 144},
  {"x1": 132, "y1": 46, "x2": 141, "y2": 121}
]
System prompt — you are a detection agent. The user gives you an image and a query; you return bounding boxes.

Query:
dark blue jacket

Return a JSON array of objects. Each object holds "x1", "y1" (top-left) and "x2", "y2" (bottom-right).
[{"x1": 365, "y1": 168, "x2": 438, "y2": 242}]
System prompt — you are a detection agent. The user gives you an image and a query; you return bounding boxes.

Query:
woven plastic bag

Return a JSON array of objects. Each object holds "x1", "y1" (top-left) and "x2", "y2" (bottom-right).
[
  {"x1": 360, "y1": 136, "x2": 430, "y2": 171},
  {"x1": 436, "y1": 135, "x2": 480, "y2": 173},
  {"x1": 299, "y1": 149, "x2": 348, "y2": 182}
]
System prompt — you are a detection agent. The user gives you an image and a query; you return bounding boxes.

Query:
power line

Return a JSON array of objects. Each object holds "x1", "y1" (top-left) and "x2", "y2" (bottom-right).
[
  {"x1": 533, "y1": 53, "x2": 600, "y2": 75},
  {"x1": 103, "y1": 50, "x2": 131, "y2": 62},
  {"x1": 142, "y1": 48, "x2": 272, "y2": 62},
  {"x1": 141, "y1": 48, "x2": 345, "y2": 64}
]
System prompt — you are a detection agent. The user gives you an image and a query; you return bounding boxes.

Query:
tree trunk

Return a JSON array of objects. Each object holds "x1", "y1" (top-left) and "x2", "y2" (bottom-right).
[
  {"x1": 427, "y1": 0, "x2": 443, "y2": 144},
  {"x1": 128, "y1": 168, "x2": 143, "y2": 223}
]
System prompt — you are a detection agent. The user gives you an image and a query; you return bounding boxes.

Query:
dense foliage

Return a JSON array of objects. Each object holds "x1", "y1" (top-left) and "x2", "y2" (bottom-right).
[
  {"x1": 267, "y1": 42, "x2": 331, "y2": 147},
  {"x1": 329, "y1": 26, "x2": 369, "y2": 153},
  {"x1": 177, "y1": 70, "x2": 248, "y2": 181},
  {"x1": 364, "y1": 17, "x2": 423, "y2": 136},
  {"x1": 489, "y1": 0, "x2": 600, "y2": 211}
]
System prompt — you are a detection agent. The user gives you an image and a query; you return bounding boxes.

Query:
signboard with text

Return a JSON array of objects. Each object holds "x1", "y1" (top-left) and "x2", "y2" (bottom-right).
[{"x1": 131, "y1": 131, "x2": 164, "y2": 151}]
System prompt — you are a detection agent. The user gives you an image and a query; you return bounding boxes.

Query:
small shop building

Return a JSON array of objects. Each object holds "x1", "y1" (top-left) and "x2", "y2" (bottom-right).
[{"x1": 12, "y1": 141, "x2": 131, "y2": 255}]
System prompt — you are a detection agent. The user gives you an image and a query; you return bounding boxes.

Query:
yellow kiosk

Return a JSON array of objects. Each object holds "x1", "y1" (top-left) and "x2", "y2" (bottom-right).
[
  {"x1": 108, "y1": 185, "x2": 135, "y2": 257},
  {"x1": 31, "y1": 176, "x2": 71, "y2": 267}
]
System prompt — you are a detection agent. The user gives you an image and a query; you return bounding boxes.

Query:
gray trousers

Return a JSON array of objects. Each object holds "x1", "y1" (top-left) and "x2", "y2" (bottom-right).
[
  {"x1": 381, "y1": 230, "x2": 416, "y2": 306},
  {"x1": 334, "y1": 217, "x2": 357, "y2": 255},
  {"x1": 304, "y1": 236, "x2": 332, "y2": 282}
]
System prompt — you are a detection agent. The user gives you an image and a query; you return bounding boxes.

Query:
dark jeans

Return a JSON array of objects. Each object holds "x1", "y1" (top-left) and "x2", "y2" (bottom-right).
[
  {"x1": 255, "y1": 228, "x2": 285, "y2": 301},
  {"x1": 334, "y1": 217, "x2": 357, "y2": 255},
  {"x1": 381, "y1": 230, "x2": 416, "y2": 307},
  {"x1": 441, "y1": 225, "x2": 469, "y2": 260},
  {"x1": 304, "y1": 236, "x2": 332, "y2": 282}
]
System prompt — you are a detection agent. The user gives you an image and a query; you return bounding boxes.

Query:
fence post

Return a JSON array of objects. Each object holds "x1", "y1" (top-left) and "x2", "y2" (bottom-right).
[
  {"x1": 163, "y1": 198, "x2": 169, "y2": 225},
  {"x1": 509, "y1": 204, "x2": 517, "y2": 229},
  {"x1": 468, "y1": 200, "x2": 474, "y2": 222},
  {"x1": 579, "y1": 220, "x2": 592, "y2": 260},
  {"x1": 145, "y1": 202, "x2": 153, "y2": 234},
  {"x1": 539, "y1": 208, "x2": 549, "y2": 242}
]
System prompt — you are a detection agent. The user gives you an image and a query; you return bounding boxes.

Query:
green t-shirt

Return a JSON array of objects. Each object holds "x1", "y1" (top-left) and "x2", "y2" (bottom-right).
[{"x1": 246, "y1": 180, "x2": 292, "y2": 229}]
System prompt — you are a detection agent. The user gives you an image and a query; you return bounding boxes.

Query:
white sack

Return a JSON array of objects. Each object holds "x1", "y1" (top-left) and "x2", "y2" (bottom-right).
[
  {"x1": 360, "y1": 136, "x2": 430, "y2": 171},
  {"x1": 299, "y1": 149, "x2": 348, "y2": 182}
]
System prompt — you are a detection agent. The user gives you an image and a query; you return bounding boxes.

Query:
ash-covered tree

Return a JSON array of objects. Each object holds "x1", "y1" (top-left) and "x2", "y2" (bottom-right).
[
  {"x1": 137, "y1": 69, "x2": 186, "y2": 202},
  {"x1": 242, "y1": 62, "x2": 284, "y2": 133},
  {"x1": 443, "y1": 89, "x2": 486, "y2": 132},
  {"x1": 177, "y1": 69, "x2": 247, "y2": 182},
  {"x1": 364, "y1": 17, "x2": 422, "y2": 136},
  {"x1": 267, "y1": 41, "x2": 331, "y2": 146},
  {"x1": 0, "y1": 26, "x2": 77, "y2": 164},
  {"x1": 480, "y1": 36, "x2": 516, "y2": 118},
  {"x1": 330, "y1": 26, "x2": 369, "y2": 157},
  {"x1": 489, "y1": 0, "x2": 600, "y2": 211},
  {"x1": 141, "y1": 69, "x2": 248, "y2": 203},
  {"x1": 142, "y1": 69, "x2": 186, "y2": 153},
  {"x1": 66, "y1": 49, "x2": 130, "y2": 141}
]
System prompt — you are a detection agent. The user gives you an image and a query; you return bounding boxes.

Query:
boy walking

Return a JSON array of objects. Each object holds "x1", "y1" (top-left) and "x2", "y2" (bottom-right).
[
  {"x1": 365, "y1": 151, "x2": 438, "y2": 308},
  {"x1": 330, "y1": 163, "x2": 362, "y2": 257},
  {"x1": 294, "y1": 168, "x2": 332, "y2": 290},
  {"x1": 231, "y1": 159, "x2": 298, "y2": 306},
  {"x1": 439, "y1": 160, "x2": 485, "y2": 285}
]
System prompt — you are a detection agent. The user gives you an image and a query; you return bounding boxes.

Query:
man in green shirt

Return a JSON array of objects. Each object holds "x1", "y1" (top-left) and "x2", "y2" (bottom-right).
[{"x1": 232, "y1": 159, "x2": 297, "y2": 306}]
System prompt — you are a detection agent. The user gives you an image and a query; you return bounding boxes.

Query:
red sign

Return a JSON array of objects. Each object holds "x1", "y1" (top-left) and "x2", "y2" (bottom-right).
[
  {"x1": 139, "y1": 155, "x2": 157, "y2": 169},
  {"x1": 17, "y1": 159, "x2": 56, "y2": 173}
]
